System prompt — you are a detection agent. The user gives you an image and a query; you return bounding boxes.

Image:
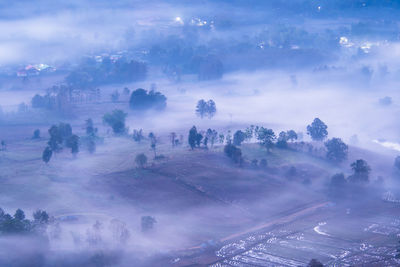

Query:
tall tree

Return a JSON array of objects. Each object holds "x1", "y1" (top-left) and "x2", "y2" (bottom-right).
[
  {"x1": 66, "y1": 134, "x2": 80, "y2": 157},
  {"x1": 307, "y1": 118, "x2": 328, "y2": 141},
  {"x1": 394, "y1": 156, "x2": 400, "y2": 171},
  {"x1": 148, "y1": 132, "x2": 157, "y2": 158},
  {"x1": 256, "y1": 127, "x2": 276, "y2": 152},
  {"x1": 188, "y1": 126, "x2": 198, "y2": 150},
  {"x1": 244, "y1": 125, "x2": 255, "y2": 141},
  {"x1": 195, "y1": 133, "x2": 203, "y2": 147},
  {"x1": 195, "y1": 99, "x2": 207, "y2": 119},
  {"x1": 85, "y1": 118, "x2": 96, "y2": 136},
  {"x1": 42, "y1": 146, "x2": 52, "y2": 164},
  {"x1": 206, "y1": 129, "x2": 218, "y2": 148},
  {"x1": 206, "y1": 100, "x2": 217, "y2": 119},
  {"x1": 48, "y1": 125, "x2": 62, "y2": 152},
  {"x1": 170, "y1": 132, "x2": 177, "y2": 147}
]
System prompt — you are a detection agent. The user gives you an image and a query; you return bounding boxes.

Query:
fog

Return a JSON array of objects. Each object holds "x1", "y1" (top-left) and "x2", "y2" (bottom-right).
[{"x1": 0, "y1": 1, "x2": 400, "y2": 266}]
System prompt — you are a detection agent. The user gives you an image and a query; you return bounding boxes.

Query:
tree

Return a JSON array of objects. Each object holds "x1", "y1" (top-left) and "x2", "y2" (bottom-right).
[
  {"x1": 244, "y1": 125, "x2": 255, "y2": 141},
  {"x1": 66, "y1": 134, "x2": 80, "y2": 156},
  {"x1": 133, "y1": 129, "x2": 144, "y2": 142},
  {"x1": 286, "y1": 130, "x2": 297, "y2": 142},
  {"x1": 86, "y1": 118, "x2": 96, "y2": 136},
  {"x1": 206, "y1": 100, "x2": 217, "y2": 119},
  {"x1": 329, "y1": 173, "x2": 347, "y2": 197},
  {"x1": 110, "y1": 219, "x2": 130, "y2": 244},
  {"x1": 48, "y1": 125, "x2": 62, "y2": 152},
  {"x1": 325, "y1": 138, "x2": 348, "y2": 163},
  {"x1": 307, "y1": 118, "x2": 328, "y2": 141},
  {"x1": 233, "y1": 130, "x2": 246, "y2": 146},
  {"x1": 32, "y1": 129, "x2": 40, "y2": 139},
  {"x1": 394, "y1": 156, "x2": 400, "y2": 171},
  {"x1": 308, "y1": 259, "x2": 323, "y2": 267},
  {"x1": 256, "y1": 127, "x2": 276, "y2": 152},
  {"x1": 87, "y1": 138, "x2": 96, "y2": 154},
  {"x1": 170, "y1": 132, "x2": 177, "y2": 147},
  {"x1": 260, "y1": 158, "x2": 268, "y2": 168},
  {"x1": 188, "y1": 126, "x2": 198, "y2": 149},
  {"x1": 123, "y1": 87, "x2": 130, "y2": 96},
  {"x1": 14, "y1": 209, "x2": 25, "y2": 221},
  {"x1": 103, "y1": 109, "x2": 127, "y2": 134},
  {"x1": 148, "y1": 132, "x2": 157, "y2": 158},
  {"x1": 196, "y1": 99, "x2": 207, "y2": 119},
  {"x1": 349, "y1": 159, "x2": 371, "y2": 183},
  {"x1": 219, "y1": 134, "x2": 225, "y2": 144},
  {"x1": 141, "y1": 216, "x2": 156, "y2": 232},
  {"x1": 194, "y1": 132, "x2": 203, "y2": 147},
  {"x1": 135, "y1": 153, "x2": 147, "y2": 168},
  {"x1": 111, "y1": 90, "x2": 120, "y2": 102},
  {"x1": 206, "y1": 129, "x2": 218, "y2": 147},
  {"x1": 42, "y1": 146, "x2": 52, "y2": 164},
  {"x1": 276, "y1": 131, "x2": 288, "y2": 148}
]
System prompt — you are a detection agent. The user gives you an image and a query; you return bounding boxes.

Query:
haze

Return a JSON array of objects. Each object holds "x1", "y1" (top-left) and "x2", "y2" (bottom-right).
[{"x1": 0, "y1": 1, "x2": 400, "y2": 267}]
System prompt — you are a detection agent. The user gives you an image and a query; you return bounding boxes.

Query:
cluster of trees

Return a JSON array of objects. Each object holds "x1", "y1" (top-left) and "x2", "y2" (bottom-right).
[
  {"x1": 129, "y1": 88, "x2": 167, "y2": 111},
  {"x1": 148, "y1": 41, "x2": 224, "y2": 81},
  {"x1": 65, "y1": 57, "x2": 147, "y2": 88},
  {"x1": 188, "y1": 126, "x2": 219, "y2": 150},
  {"x1": 196, "y1": 99, "x2": 216, "y2": 119},
  {"x1": 306, "y1": 118, "x2": 349, "y2": 163},
  {"x1": 31, "y1": 85, "x2": 74, "y2": 114},
  {"x1": 42, "y1": 123, "x2": 80, "y2": 163},
  {"x1": 0, "y1": 208, "x2": 49, "y2": 236},
  {"x1": 229, "y1": 126, "x2": 297, "y2": 152},
  {"x1": 329, "y1": 159, "x2": 372, "y2": 198}
]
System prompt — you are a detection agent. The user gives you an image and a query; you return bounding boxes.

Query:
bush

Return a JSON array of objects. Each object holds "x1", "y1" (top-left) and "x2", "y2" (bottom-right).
[
  {"x1": 135, "y1": 153, "x2": 147, "y2": 168},
  {"x1": 224, "y1": 143, "x2": 243, "y2": 164}
]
